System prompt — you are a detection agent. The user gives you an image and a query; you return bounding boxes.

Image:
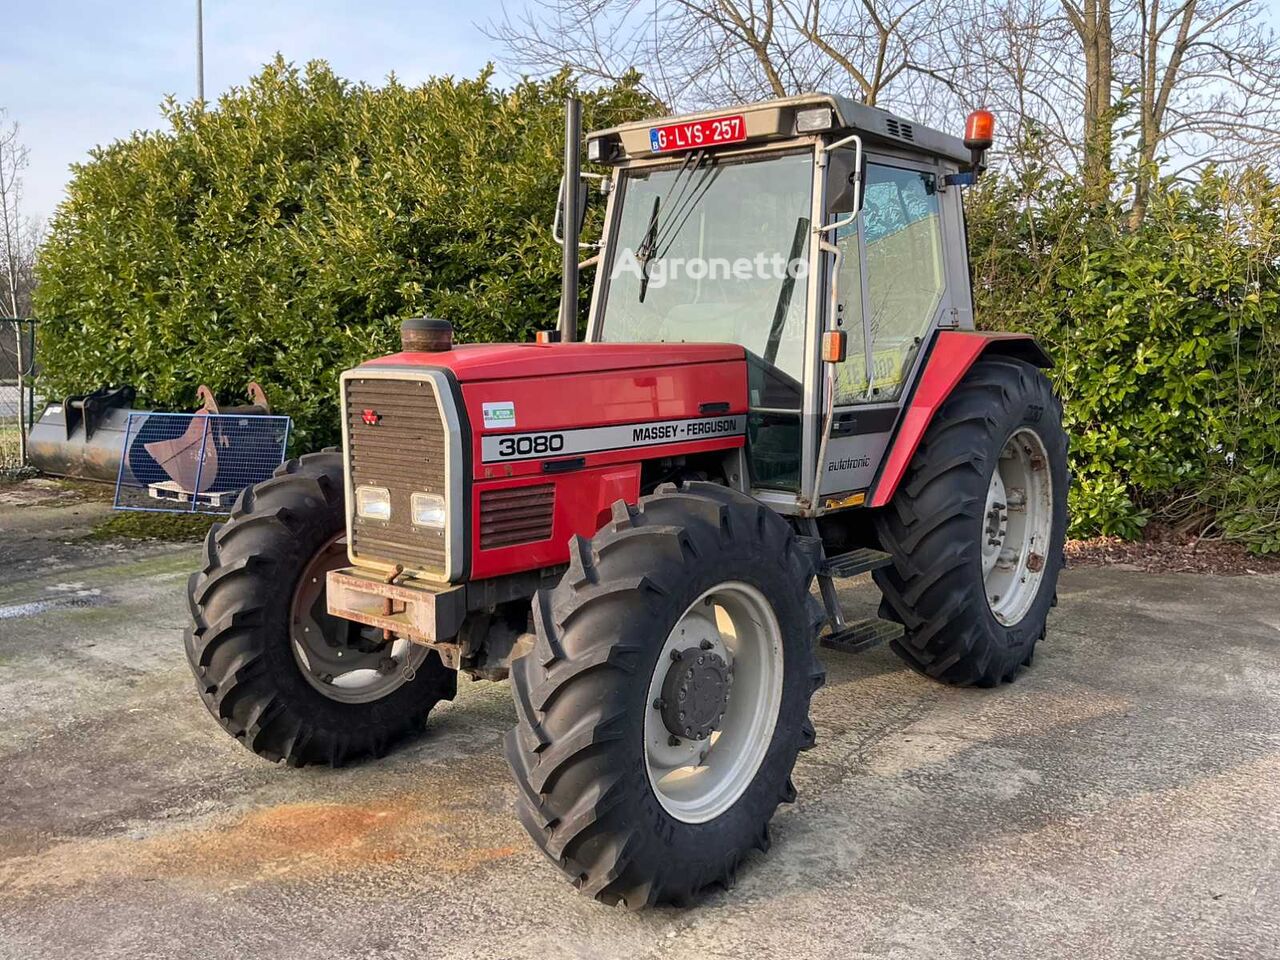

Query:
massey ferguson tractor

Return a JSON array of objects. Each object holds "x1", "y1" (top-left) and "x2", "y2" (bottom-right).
[{"x1": 184, "y1": 93, "x2": 1068, "y2": 907}]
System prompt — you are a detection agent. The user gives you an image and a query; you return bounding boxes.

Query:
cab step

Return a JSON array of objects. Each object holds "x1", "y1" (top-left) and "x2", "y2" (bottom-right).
[
  {"x1": 820, "y1": 617, "x2": 904, "y2": 654},
  {"x1": 821, "y1": 548, "x2": 894, "y2": 580}
]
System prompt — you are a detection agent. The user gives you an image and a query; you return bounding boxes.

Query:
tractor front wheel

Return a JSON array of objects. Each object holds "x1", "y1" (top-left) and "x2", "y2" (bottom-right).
[
  {"x1": 184, "y1": 452, "x2": 456, "y2": 766},
  {"x1": 505, "y1": 482, "x2": 825, "y2": 908},
  {"x1": 873, "y1": 356, "x2": 1068, "y2": 686}
]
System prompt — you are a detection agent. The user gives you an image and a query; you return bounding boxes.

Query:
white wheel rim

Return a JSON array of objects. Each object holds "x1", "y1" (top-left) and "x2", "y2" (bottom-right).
[
  {"x1": 643, "y1": 581, "x2": 784, "y2": 824},
  {"x1": 982, "y1": 427, "x2": 1054, "y2": 625}
]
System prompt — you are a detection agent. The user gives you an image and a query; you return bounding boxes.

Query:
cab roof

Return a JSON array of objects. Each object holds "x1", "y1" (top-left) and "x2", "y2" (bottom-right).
[{"x1": 587, "y1": 92, "x2": 970, "y2": 166}]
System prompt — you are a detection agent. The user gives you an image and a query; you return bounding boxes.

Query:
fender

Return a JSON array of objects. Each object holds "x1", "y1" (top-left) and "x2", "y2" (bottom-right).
[{"x1": 868, "y1": 331, "x2": 1052, "y2": 508}]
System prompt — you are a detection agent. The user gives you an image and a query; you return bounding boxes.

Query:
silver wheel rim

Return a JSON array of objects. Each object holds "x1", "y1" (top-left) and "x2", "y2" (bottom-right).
[
  {"x1": 290, "y1": 534, "x2": 429, "y2": 704},
  {"x1": 982, "y1": 427, "x2": 1054, "y2": 625},
  {"x1": 643, "y1": 581, "x2": 784, "y2": 824}
]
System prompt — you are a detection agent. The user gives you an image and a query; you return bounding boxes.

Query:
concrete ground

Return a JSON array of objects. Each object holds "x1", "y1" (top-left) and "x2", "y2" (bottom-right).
[{"x1": 1, "y1": 480, "x2": 1278, "y2": 960}]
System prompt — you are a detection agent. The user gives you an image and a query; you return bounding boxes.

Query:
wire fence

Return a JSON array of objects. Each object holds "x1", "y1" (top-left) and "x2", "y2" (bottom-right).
[
  {"x1": 0, "y1": 318, "x2": 38, "y2": 475},
  {"x1": 114, "y1": 411, "x2": 291, "y2": 514}
]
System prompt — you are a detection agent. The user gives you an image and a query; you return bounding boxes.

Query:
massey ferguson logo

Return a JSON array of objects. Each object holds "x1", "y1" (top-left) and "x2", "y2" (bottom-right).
[{"x1": 361, "y1": 408, "x2": 381, "y2": 425}]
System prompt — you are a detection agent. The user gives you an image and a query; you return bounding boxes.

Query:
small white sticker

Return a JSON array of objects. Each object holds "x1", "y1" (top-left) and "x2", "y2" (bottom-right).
[{"x1": 482, "y1": 401, "x2": 517, "y2": 430}]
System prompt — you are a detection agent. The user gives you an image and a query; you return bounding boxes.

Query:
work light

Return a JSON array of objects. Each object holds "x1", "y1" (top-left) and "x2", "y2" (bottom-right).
[
  {"x1": 355, "y1": 485, "x2": 391, "y2": 521},
  {"x1": 795, "y1": 107, "x2": 834, "y2": 133},
  {"x1": 411, "y1": 492, "x2": 446, "y2": 529}
]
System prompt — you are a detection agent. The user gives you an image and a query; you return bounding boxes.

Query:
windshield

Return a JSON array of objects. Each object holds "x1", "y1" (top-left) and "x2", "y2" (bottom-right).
[{"x1": 598, "y1": 150, "x2": 815, "y2": 390}]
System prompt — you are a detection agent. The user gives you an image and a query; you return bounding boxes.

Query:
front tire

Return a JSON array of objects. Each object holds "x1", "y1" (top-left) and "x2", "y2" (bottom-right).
[
  {"x1": 505, "y1": 482, "x2": 825, "y2": 908},
  {"x1": 873, "y1": 356, "x2": 1068, "y2": 686},
  {"x1": 184, "y1": 452, "x2": 456, "y2": 766}
]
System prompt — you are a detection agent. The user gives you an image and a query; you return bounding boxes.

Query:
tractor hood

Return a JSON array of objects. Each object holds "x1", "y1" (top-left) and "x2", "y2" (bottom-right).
[
  {"x1": 343, "y1": 340, "x2": 751, "y2": 581},
  {"x1": 361, "y1": 341, "x2": 746, "y2": 383}
]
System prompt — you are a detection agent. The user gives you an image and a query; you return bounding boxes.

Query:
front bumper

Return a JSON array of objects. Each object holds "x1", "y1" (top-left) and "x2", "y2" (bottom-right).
[{"x1": 326, "y1": 567, "x2": 465, "y2": 643}]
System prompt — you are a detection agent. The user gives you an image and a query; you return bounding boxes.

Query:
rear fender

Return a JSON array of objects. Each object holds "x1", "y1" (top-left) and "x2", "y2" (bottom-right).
[{"x1": 868, "y1": 331, "x2": 1051, "y2": 509}]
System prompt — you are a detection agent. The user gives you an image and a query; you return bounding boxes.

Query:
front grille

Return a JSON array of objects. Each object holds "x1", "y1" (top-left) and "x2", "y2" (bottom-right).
[
  {"x1": 344, "y1": 375, "x2": 449, "y2": 578},
  {"x1": 479, "y1": 484, "x2": 555, "y2": 549}
]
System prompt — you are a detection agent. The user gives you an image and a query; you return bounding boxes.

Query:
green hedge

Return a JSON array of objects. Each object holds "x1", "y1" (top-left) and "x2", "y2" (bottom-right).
[
  {"x1": 35, "y1": 61, "x2": 1280, "y2": 551},
  {"x1": 967, "y1": 165, "x2": 1280, "y2": 551},
  {"x1": 34, "y1": 60, "x2": 654, "y2": 450}
]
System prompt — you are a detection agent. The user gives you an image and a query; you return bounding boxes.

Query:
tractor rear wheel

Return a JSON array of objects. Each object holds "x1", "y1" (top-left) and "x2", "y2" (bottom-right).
[
  {"x1": 505, "y1": 482, "x2": 825, "y2": 908},
  {"x1": 873, "y1": 356, "x2": 1068, "y2": 686},
  {"x1": 184, "y1": 451, "x2": 456, "y2": 766}
]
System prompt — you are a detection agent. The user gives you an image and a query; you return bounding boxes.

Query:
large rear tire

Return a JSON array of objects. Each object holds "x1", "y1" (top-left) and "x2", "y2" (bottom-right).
[
  {"x1": 505, "y1": 482, "x2": 825, "y2": 908},
  {"x1": 873, "y1": 356, "x2": 1068, "y2": 686},
  {"x1": 184, "y1": 452, "x2": 456, "y2": 766}
]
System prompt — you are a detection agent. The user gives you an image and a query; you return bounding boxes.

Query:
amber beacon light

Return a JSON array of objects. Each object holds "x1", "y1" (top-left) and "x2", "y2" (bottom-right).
[{"x1": 963, "y1": 109, "x2": 996, "y2": 152}]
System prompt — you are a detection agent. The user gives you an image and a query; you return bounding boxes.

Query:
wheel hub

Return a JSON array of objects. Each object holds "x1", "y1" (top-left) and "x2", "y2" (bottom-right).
[
  {"x1": 982, "y1": 428, "x2": 1054, "y2": 626},
  {"x1": 643, "y1": 582, "x2": 784, "y2": 824},
  {"x1": 659, "y1": 647, "x2": 732, "y2": 741},
  {"x1": 289, "y1": 533, "x2": 428, "y2": 703}
]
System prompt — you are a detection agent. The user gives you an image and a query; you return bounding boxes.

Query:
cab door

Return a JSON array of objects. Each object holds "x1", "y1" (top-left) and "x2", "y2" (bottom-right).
[{"x1": 818, "y1": 155, "x2": 958, "y2": 498}]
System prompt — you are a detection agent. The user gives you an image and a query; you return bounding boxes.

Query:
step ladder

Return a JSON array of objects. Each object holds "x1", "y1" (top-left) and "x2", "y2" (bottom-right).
[{"x1": 798, "y1": 533, "x2": 905, "y2": 655}]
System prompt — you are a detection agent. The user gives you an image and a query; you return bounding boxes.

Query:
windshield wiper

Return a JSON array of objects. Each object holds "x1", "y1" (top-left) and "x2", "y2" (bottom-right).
[
  {"x1": 636, "y1": 195, "x2": 661, "y2": 303},
  {"x1": 763, "y1": 216, "x2": 811, "y2": 366},
  {"x1": 633, "y1": 150, "x2": 716, "y2": 302}
]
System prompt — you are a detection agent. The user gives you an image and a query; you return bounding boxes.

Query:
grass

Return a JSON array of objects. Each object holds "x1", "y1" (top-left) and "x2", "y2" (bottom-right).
[{"x1": 85, "y1": 510, "x2": 221, "y2": 543}]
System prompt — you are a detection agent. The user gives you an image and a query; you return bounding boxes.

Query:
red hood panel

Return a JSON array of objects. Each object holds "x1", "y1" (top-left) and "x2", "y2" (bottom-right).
[{"x1": 362, "y1": 342, "x2": 746, "y2": 382}]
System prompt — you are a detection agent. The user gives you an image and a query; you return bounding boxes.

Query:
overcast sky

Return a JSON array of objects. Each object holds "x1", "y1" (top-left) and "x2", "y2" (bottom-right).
[{"x1": 1, "y1": 1, "x2": 514, "y2": 222}]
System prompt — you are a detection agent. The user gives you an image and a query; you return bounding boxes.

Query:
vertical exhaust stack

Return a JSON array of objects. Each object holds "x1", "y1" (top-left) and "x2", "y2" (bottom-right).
[{"x1": 558, "y1": 96, "x2": 582, "y2": 343}]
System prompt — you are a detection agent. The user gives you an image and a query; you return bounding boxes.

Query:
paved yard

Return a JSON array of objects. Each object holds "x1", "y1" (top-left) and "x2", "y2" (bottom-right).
[{"x1": 1, "y1": 480, "x2": 1278, "y2": 959}]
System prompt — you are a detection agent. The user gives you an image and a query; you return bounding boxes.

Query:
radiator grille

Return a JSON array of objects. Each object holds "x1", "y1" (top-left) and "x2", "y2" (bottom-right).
[
  {"x1": 344, "y1": 376, "x2": 449, "y2": 578},
  {"x1": 479, "y1": 484, "x2": 555, "y2": 549}
]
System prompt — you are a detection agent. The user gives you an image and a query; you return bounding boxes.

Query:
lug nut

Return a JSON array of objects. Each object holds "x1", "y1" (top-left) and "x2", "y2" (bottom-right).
[
  {"x1": 652, "y1": 697, "x2": 665, "y2": 710},
  {"x1": 670, "y1": 649, "x2": 683, "y2": 662}
]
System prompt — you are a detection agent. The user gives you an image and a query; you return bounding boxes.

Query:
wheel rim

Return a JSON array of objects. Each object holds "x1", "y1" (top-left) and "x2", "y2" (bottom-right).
[
  {"x1": 643, "y1": 581, "x2": 784, "y2": 824},
  {"x1": 982, "y1": 427, "x2": 1054, "y2": 625},
  {"x1": 289, "y1": 533, "x2": 428, "y2": 704}
]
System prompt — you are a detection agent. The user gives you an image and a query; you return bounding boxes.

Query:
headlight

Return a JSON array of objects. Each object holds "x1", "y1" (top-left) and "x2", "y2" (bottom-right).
[
  {"x1": 355, "y1": 485, "x2": 391, "y2": 520},
  {"x1": 411, "y1": 492, "x2": 446, "y2": 528}
]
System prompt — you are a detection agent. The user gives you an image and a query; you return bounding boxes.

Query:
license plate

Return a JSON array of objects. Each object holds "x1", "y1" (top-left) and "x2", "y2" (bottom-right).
[{"x1": 649, "y1": 115, "x2": 747, "y2": 153}]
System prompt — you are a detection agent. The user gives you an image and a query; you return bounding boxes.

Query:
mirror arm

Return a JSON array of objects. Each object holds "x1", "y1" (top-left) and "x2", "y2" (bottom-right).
[
  {"x1": 554, "y1": 174, "x2": 609, "y2": 250},
  {"x1": 815, "y1": 133, "x2": 863, "y2": 235}
]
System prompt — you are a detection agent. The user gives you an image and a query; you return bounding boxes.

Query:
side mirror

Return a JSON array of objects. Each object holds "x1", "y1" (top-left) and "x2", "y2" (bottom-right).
[
  {"x1": 826, "y1": 148, "x2": 864, "y2": 216},
  {"x1": 555, "y1": 177, "x2": 589, "y2": 242}
]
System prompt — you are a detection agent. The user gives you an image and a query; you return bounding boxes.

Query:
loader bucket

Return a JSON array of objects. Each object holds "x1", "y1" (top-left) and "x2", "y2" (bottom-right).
[{"x1": 26, "y1": 386, "x2": 140, "y2": 483}]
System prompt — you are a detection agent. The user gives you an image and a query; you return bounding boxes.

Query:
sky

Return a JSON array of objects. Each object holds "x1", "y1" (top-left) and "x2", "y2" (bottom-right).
[{"x1": 0, "y1": 0, "x2": 514, "y2": 222}]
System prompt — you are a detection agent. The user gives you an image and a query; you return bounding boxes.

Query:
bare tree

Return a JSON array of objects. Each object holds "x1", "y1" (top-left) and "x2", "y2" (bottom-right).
[
  {"x1": 1063, "y1": 0, "x2": 1115, "y2": 195},
  {"x1": 490, "y1": 0, "x2": 1280, "y2": 221},
  {"x1": 1124, "y1": 0, "x2": 1280, "y2": 224},
  {"x1": 487, "y1": 0, "x2": 955, "y2": 111},
  {"x1": 0, "y1": 111, "x2": 37, "y2": 320},
  {"x1": 0, "y1": 110, "x2": 39, "y2": 462}
]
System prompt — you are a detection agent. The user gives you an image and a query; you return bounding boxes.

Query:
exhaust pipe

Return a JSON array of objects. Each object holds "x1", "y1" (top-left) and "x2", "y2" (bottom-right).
[{"x1": 558, "y1": 96, "x2": 582, "y2": 343}]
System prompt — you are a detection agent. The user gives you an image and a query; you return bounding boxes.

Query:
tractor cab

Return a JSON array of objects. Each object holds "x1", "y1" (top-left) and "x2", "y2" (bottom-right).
[{"x1": 580, "y1": 94, "x2": 982, "y2": 512}]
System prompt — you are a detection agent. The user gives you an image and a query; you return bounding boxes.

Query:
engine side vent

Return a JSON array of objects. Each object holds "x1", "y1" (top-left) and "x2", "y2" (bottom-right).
[
  {"x1": 479, "y1": 484, "x2": 556, "y2": 550},
  {"x1": 884, "y1": 118, "x2": 915, "y2": 141}
]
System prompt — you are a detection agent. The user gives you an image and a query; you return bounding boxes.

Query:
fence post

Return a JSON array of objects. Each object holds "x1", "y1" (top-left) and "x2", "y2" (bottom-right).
[
  {"x1": 190, "y1": 414, "x2": 211, "y2": 514},
  {"x1": 15, "y1": 321, "x2": 26, "y2": 465}
]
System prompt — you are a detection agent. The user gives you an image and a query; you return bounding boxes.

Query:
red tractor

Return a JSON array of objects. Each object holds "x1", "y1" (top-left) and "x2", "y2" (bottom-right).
[{"x1": 185, "y1": 94, "x2": 1067, "y2": 907}]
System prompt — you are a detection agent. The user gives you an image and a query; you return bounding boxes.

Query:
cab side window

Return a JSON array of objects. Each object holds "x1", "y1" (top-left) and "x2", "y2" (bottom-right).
[{"x1": 832, "y1": 163, "x2": 946, "y2": 404}]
